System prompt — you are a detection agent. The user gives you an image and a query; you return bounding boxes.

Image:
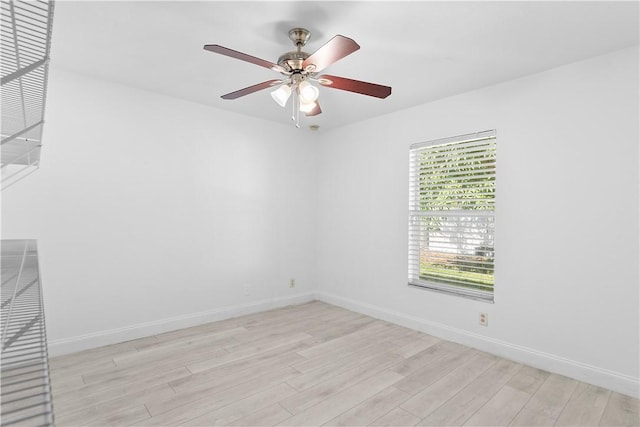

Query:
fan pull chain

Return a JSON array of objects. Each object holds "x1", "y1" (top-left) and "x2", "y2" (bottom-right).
[{"x1": 291, "y1": 90, "x2": 300, "y2": 128}]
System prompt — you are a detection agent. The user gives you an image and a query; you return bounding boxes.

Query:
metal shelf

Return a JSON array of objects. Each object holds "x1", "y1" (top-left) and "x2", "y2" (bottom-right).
[
  {"x1": 1, "y1": 240, "x2": 54, "y2": 427},
  {"x1": 1, "y1": 0, "x2": 54, "y2": 190}
]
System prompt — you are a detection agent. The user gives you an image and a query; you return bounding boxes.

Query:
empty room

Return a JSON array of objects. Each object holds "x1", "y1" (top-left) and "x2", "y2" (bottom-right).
[{"x1": 1, "y1": 1, "x2": 638, "y2": 426}]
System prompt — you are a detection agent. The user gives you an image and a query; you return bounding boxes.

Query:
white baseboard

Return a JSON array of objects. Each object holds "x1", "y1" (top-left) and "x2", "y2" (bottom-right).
[
  {"x1": 48, "y1": 292, "x2": 315, "y2": 357},
  {"x1": 315, "y1": 291, "x2": 639, "y2": 398}
]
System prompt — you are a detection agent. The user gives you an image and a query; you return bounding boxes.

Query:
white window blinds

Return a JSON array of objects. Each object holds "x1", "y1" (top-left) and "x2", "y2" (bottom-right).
[{"x1": 408, "y1": 130, "x2": 496, "y2": 301}]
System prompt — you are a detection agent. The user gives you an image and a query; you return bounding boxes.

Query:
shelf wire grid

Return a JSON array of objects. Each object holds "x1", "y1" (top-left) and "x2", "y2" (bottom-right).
[
  {"x1": 1, "y1": 0, "x2": 54, "y2": 190},
  {"x1": 1, "y1": 240, "x2": 54, "y2": 427}
]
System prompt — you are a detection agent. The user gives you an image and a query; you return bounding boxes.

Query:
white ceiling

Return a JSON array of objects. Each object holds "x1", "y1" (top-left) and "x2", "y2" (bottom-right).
[{"x1": 50, "y1": 1, "x2": 639, "y2": 130}]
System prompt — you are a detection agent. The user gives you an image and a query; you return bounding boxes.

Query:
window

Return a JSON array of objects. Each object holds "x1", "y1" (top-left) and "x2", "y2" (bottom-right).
[{"x1": 408, "y1": 130, "x2": 496, "y2": 301}]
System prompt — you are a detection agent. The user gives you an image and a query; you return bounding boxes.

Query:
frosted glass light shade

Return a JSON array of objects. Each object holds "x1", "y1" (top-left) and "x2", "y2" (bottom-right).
[
  {"x1": 299, "y1": 80, "x2": 319, "y2": 103},
  {"x1": 271, "y1": 85, "x2": 292, "y2": 107},
  {"x1": 299, "y1": 100, "x2": 317, "y2": 113}
]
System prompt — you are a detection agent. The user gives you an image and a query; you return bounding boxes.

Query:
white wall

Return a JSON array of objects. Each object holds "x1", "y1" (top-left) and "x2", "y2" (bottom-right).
[
  {"x1": 315, "y1": 46, "x2": 639, "y2": 396},
  {"x1": 1, "y1": 68, "x2": 318, "y2": 353},
  {"x1": 2, "y1": 47, "x2": 637, "y2": 397}
]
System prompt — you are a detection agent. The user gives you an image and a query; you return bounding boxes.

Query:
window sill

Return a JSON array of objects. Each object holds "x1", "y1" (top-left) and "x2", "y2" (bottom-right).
[{"x1": 408, "y1": 281, "x2": 494, "y2": 303}]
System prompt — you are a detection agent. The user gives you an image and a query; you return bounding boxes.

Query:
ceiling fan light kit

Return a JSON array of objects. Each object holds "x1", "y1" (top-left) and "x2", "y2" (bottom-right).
[
  {"x1": 298, "y1": 80, "x2": 319, "y2": 103},
  {"x1": 299, "y1": 100, "x2": 318, "y2": 113},
  {"x1": 270, "y1": 84, "x2": 292, "y2": 107},
  {"x1": 204, "y1": 27, "x2": 392, "y2": 128}
]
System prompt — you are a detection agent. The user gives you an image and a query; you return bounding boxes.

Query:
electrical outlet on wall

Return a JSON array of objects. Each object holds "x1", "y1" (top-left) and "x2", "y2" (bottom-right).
[
  {"x1": 479, "y1": 312, "x2": 488, "y2": 326},
  {"x1": 243, "y1": 284, "x2": 250, "y2": 296},
  {"x1": 289, "y1": 278, "x2": 296, "y2": 288}
]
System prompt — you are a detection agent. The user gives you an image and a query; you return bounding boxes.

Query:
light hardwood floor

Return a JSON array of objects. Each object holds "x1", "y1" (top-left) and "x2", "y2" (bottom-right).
[{"x1": 49, "y1": 301, "x2": 639, "y2": 426}]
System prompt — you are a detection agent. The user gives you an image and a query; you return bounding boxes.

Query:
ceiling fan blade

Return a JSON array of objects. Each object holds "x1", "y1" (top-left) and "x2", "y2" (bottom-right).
[
  {"x1": 302, "y1": 35, "x2": 360, "y2": 73},
  {"x1": 318, "y1": 74, "x2": 392, "y2": 99},
  {"x1": 221, "y1": 80, "x2": 281, "y2": 100},
  {"x1": 204, "y1": 45, "x2": 286, "y2": 73},
  {"x1": 304, "y1": 102, "x2": 322, "y2": 117}
]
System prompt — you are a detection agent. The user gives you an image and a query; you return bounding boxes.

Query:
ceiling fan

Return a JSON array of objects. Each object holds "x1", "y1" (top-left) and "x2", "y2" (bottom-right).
[{"x1": 204, "y1": 28, "x2": 392, "y2": 127}]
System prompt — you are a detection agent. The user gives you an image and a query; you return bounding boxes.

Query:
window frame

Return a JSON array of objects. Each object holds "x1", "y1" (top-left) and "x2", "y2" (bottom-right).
[{"x1": 408, "y1": 130, "x2": 496, "y2": 302}]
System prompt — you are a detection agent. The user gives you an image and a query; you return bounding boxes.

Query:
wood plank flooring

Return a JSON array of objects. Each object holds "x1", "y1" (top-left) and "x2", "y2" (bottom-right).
[{"x1": 48, "y1": 301, "x2": 640, "y2": 426}]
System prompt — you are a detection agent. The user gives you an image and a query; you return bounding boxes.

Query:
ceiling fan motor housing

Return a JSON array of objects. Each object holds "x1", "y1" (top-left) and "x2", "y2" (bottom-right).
[{"x1": 277, "y1": 51, "x2": 310, "y2": 72}]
